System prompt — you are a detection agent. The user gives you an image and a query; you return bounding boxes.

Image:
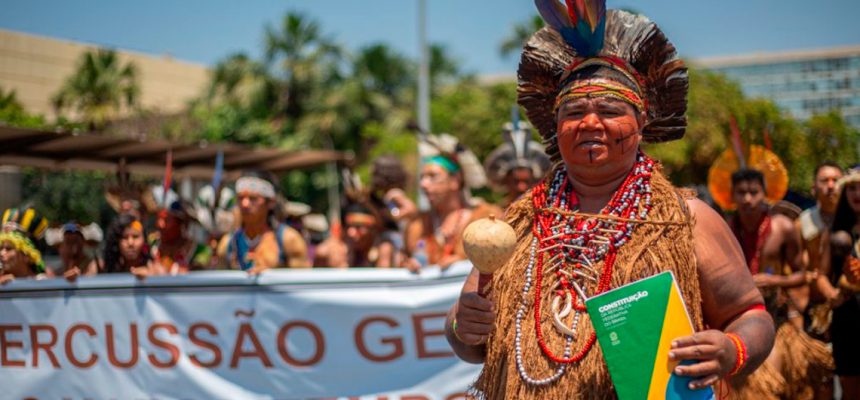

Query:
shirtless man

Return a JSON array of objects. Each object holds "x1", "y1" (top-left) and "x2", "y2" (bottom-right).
[
  {"x1": 730, "y1": 169, "x2": 805, "y2": 307},
  {"x1": 798, "y1": 162, "x2": 843, "y2": 337},
  {"x1": 730, "y1": 168, "x2": 831, "y2": 399},
  {"x1": 218, "y1": 171, "x2": 309, "y2": 272}
]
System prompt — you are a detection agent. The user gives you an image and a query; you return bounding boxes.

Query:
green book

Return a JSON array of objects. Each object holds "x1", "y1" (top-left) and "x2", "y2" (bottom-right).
[{"x1": 585, "y1": 271, "x2": 714, "y2": 400}]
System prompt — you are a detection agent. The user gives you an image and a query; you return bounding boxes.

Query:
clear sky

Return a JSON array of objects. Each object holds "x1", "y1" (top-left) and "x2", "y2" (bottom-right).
[{"x1": 3, "y1": 0, "x2": 860, "y2": 75}]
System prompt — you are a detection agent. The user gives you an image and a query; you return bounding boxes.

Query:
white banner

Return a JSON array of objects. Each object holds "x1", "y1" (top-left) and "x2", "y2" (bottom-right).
[{"x1": 0, "y1": 262, "x2": 481, "y2": 399}]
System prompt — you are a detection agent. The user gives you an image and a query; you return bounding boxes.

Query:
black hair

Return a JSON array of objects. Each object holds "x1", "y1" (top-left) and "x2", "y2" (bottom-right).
[
  {"x1": 371, "y1": 155, "x2": 408, "y2": 193},
  {"x1": 341, "y1": 198, "x2": 381, "y2": 229},
  {"x1": 103, "y1": 213, "x2": 151, "y2": 273},
  {"x1": 814, "y1": 161, "x2": 843, "y2": 179},
  {"x1": 833, "y1": 178, "x2": 859, "y2": 234},
  {"x1": 731, "y1": 168, "x2": 766, "y2": 190}
]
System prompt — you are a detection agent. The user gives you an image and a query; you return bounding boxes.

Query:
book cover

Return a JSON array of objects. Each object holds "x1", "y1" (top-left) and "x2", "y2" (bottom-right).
[{"x1": 585, "y1": 271, "x2": 714, "y2": 400}]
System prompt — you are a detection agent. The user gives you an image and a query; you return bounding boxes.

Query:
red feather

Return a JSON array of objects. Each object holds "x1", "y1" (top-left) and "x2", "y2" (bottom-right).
[
  {"x1": 162, "y1": 149, "x2": 173, "y2": 206},
  {"x1": 729, "y1": 116, "x2": 747, "y2": 169},
  {"x1": 565, "y1": 0, "x2": 578, "y2": 25}
]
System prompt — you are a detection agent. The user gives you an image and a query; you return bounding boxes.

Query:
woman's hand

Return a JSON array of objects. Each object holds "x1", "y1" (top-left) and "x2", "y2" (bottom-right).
[
  {"x1": 247, "y1": 264, "x2": 271, "y2": 275},
  {"x1": 668, "y1": 330, "x2": 738, "y2": 390},
  {"x1": 0, "y1": 273, "x2": 14, "y2": 285},
  {"x1": 63, "y1": 266, "x2": 81, "y2": 283},
  {"x1": 130, "y1": 266, "x2": 150, "y2": 280},
  {"x1": 453, "y1": 291, "x2": 495, "y2": 346}
]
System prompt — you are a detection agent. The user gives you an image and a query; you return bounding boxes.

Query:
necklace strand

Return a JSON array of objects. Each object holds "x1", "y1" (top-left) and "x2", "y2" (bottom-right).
[{"x1": 514, "y1": 151, "x2": 655, "y2": 385}]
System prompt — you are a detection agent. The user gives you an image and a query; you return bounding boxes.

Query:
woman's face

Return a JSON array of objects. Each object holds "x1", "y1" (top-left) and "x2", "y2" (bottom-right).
[
  {"x1": 555, "y1": 79, "x2": 644, "y2": 182},
  {"x1": 419, "y1": 163, "x2": 460, "y2": 207},
  {"x1": 344, "y1": 212, "x2": 378, "y2": 252},
  {"x1": 120, "y1": 226, "x2": 145, "y2": 263},
  {"x1": 845, "y1": 182, "x2": 860, "y2": 213},
  {"x1": 0, "y1": 241, "x2": 28, "y2": 275}
]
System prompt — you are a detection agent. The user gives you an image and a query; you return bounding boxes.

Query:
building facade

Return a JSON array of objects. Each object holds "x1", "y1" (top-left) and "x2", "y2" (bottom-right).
[
  {"x1": 696, "y1": 46, "x2": 860, "y2": 129},
  {"x1": 0, "y1": 28, "x2": 209, "y2": 118}
]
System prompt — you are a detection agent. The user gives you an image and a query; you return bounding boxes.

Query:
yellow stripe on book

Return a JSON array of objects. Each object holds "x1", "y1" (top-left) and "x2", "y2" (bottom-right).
[{"x1": 646, "y1": 284, "x2": 695, "y2": 399}]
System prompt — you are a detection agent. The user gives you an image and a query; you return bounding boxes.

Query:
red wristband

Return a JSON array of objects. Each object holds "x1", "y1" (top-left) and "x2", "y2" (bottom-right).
[{"x1": 725, "y1": 332, "x2": 748, "y2": 376}]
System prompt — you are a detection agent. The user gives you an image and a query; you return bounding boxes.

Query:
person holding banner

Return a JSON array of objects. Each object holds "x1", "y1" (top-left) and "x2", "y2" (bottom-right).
[
  {"x1": 218, "y1": 171, "x2": 309, "y2": 272},
  {"x1": 446, "y1": 2, "x2": 774, "y2": 398},
  {"x1": 0, "y1": 207, "x2": 48, "y2": 284},
  {"x1": 44, "y1": 222, "x2": 103, "y2": 281},
  {"x1": 103, "y1": 213, "x2": 157, "y2": 279},
  {"x1": 150, "y1": 198, "x2": 210, "y2": 274}
]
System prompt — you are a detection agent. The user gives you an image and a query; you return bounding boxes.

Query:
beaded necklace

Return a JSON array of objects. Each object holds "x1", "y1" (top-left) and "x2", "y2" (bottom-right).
[
  {"x1": 731, "y1": 213, "x2": 771, "y2": 275},
  {"x1": 515, "y1": 151, "x2": 656, "y2": 385}
]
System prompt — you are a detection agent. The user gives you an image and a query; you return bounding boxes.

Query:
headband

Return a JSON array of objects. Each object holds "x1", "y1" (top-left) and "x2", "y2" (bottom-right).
[
  {"x1": 424, "y1": 155, "x2": 461, "y2": 174},
  {"x1": 555, "y1": 57, "x2": 646, "y2": 113},
  {"x1": 236, "y1": 177, "x2": 276, "y2": 199},
  {"x1": 345, "y1": 213, "x2": 377, "y2": 228},
  {"x1": 0, "y1": 231, "x2": 45, "y2": 273},
  {"x1": 128, "y1": 220, "x2": 144, "y2": 232}
]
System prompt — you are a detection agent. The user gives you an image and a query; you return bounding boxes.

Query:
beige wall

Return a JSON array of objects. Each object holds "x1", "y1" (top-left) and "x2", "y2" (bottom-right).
[{"x1": 0, "y1": 28, "x2": 210, "y2": 118}]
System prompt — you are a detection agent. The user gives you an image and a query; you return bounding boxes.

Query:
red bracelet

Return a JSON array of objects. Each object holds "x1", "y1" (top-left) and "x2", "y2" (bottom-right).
[{"x1": 725, "y1": 332, "x2": 748, "y2": 376}]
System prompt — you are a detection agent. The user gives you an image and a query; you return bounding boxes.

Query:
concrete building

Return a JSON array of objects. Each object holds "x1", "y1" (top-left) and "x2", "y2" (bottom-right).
[
  {"x1": 696, "y1": 45, "x2": 860, "y2": 129},
  {"x1": 0, "y1": 28, "x2": 210, "y2": 118}
]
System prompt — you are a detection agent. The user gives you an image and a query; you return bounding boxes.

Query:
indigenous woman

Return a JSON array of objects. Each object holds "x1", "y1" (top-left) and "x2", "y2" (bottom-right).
[
  {"x1": 818, "y1": 166, "x2": 860, "y2": 399},
  {"x1": 445, "y1": 1, "x2": 774, "y2": 398},
  {"x1": 103, "y1": 213, "x2": 157, "y2": 279},
  {"x1": 0, "y1": 208, "x2": 48, "y2": 284}
]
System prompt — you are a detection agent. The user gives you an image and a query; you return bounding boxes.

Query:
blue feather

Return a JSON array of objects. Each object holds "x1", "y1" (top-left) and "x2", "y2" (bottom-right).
[
  {"x1": 511, "y1": 105, "x2": 520, "y2": 131},
  {"x1": 536, "y1": 0, "x2": 606, "y2": 57},
  {"x1": 534, "y1": 0, "x2": 572, "y2": 31}
]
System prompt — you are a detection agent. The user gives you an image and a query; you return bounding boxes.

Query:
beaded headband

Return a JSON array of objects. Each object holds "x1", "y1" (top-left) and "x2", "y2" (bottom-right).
[
  {"x1": 236, "y1": 177, "x2": 276, "y2": 199},
  {"x1": 555, "y1": 82, "x2": 645, "y2": 113},
  {"x1": 555, "y1": 56, "x2": 647, "y2": 113}
]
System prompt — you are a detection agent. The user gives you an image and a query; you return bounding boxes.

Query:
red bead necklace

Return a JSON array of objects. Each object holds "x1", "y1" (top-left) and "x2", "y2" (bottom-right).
[
  {"x1": 731, "y1": 213, "x2": 772, "y2": 274},
  {"x1": 528, "y1": 152, "x2": 655, "y2": 364}
]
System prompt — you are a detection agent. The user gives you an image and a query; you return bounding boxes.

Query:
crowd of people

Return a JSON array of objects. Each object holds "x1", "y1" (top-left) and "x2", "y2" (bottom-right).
[
  {"x1": 0, "y1": 119, "x2": 552, "y2": 284},
  {"x1": 2, "y1": 2, "x2": 859, "y2": 398}
]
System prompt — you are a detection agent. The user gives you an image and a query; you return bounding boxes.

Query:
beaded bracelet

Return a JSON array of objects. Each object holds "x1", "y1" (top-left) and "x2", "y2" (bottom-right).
[
  {"x1": 452, "y1": 318, "x2": 466, "y2": 343},
  {"x1": 725, "y1": 333, "x2": 748, "y2": 376}
]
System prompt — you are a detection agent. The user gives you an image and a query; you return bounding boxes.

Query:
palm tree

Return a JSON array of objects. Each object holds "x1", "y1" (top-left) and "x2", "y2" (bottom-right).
[
  {"x1": 52, "y1": 49, "x2": 139, "y2": 130},
  {"x1": 206, "y1": 53, "x2": 277, "y2": 119},
  {"x1": 430, "y1": 44, "x2": 461, "y2": 88},
  {"x1": 353, "y1": 43, "x2": 413, "y2": 99},
  {"x1": 499, "y1": 15, "x2": 544, "y2": 58},
  {"x1": 0, "y1": 86, "x2": 24, "y2": 114},
  {"x1": 263, "y1": 12, "x2": 342, "y2": 124}
]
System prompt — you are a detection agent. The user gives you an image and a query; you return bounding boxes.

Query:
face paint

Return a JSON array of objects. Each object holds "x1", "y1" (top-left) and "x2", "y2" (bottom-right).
[{"x1": 555, "y1": 91, "x2": 643, "y2": 172}]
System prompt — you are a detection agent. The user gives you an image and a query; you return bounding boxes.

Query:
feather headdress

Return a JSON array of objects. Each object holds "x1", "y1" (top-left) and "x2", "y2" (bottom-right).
[
  {"x1": 522, "y1": 0, "x2": 688, "y2": 162},
  {"x1": 484, "y1": 109, "x2": 553, "y2": 191}
]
